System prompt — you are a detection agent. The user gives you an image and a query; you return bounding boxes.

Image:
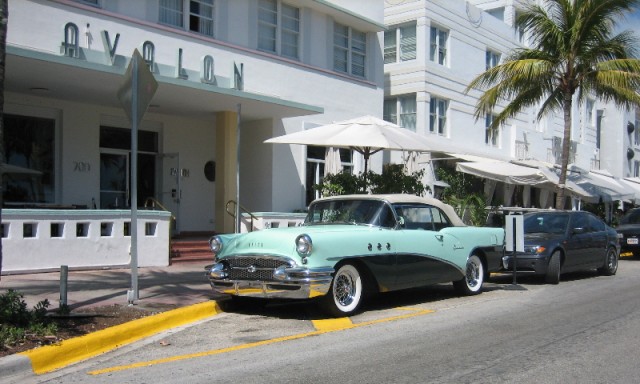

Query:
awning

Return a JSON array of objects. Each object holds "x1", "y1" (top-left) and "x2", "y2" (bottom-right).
[
  {"x1": 455, "y1": 160, "x2": 550, "y2": 185},
  {"x1": 622, "y1": 178, "x2": 640, "y2": 203},
  {"x1": 572, "y1": 169, "x2": 635, "y2": 202}
]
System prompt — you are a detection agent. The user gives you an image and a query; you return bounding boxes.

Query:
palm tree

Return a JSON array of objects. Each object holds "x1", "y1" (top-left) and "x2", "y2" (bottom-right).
[
  {"x1": 0, "y1": 0, "x2": 7, "y2": 279},
  {"x1": 466, "y1": 0, "x2": 640, "y2": 209}
]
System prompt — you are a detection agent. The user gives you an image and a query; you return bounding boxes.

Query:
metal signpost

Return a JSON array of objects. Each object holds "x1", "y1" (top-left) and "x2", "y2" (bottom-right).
[
  {"x1": 505, "y1": 214, "x2": 526, "y2": 290},
  {"x1": 117, "y1": 49, "x2": 158, "y2": 304}
]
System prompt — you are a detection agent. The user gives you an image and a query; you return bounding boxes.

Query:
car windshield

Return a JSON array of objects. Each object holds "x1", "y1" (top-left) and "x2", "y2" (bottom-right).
[
  {"x1": 523, "y1": 213, "x2": 569, "y2": 234},
  {"x1": 305, "y1": 199, "x2": 395, "y2": 228},
  {"x1": 620, "y1": 210, "x2": 640, "y2": 225}
]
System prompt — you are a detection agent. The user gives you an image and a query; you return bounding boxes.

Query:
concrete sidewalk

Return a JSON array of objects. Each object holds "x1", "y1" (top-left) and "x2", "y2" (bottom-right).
[
  {"x1": 0, "y1": 262, "x2": 222, "y2": 381},
  {"x1": 0, "y1": 262, "x2": 217, "y2": 311}
]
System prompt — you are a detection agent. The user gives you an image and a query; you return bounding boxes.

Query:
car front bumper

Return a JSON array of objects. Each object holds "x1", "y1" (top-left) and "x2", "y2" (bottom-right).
[
  {"x1": 207, "y1": 262, "x2": 335, "y2": 299},
  {"x1": 502, "y1": 254, "x2": 549, "y2": 275}
]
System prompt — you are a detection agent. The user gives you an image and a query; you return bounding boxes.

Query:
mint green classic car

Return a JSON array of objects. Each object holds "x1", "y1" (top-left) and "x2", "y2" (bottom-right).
[{"x1": 207, "y1": 194, "x2": 505, "y2": 316}]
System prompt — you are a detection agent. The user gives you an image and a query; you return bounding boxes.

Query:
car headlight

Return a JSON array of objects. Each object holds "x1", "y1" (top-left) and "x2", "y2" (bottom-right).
[
  {"x1": 295, "y1": 234, "x2": 313, "y2": 256},
  {"x1": 524, "y1": 245, "x2": 546, "y2": 254},
  {"x1": 209, "y1": 236, "x2": 223, "y2": 254}
]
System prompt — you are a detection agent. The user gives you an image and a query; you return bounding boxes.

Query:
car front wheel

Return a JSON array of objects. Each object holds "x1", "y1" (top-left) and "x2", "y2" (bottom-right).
[
  {"x1": 598, "y1": 247, "x2": 618, "y2": 276},
  {"x1": 321, "y1": 263, "x2": 363, "y2": 317},
  {"x1": 453, "y1": 255, "x2": 484, "y2": 295},
  {"x1": 545, "y1": 251, "x2": 561, "y2": 284}
]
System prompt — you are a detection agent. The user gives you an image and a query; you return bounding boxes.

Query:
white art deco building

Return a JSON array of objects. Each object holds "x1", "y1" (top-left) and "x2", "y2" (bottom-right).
[
  {"x1": 1, "y1": 0, "x2": 385, "y2": 272},
  {"x1": 383, "y1": 0, "x2": 639, "y2": 210}
]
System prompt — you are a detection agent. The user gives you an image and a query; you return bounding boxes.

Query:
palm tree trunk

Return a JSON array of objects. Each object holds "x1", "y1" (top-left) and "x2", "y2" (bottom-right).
[
  {"x1": 0, "y1": 0, "x2": 7, "y2": 279},
  {"x1": 555, "y1": 92, "x2": 573, "y2": 210}
]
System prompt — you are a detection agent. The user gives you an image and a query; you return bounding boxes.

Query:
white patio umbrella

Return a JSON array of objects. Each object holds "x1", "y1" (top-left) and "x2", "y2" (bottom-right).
[{"x1": 265, "y1": 115, "x2": 432, "y2": 174}]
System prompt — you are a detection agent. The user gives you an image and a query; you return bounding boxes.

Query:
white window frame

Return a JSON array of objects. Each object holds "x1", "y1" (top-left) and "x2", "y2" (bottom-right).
[
  {"x1": 384, "y1": 23, "x2": 416, "y2": 64},
  {"x1": 485, "y1": 114, "x2": 499, "y2": 147},
  {"x1": 305, "y1": 145, "x2": 353, "y2": 204},
  {"x1": 258, "y1": 0, "x2": 300, "y2": 59},
  {"x1": 429, "y1": 97, "x2": 448, "y2": 135},
  {"x1": 430, "y1": 26, "x2": 448, "y2": 66},
  {"x1": 385, "y1": 95, "x2": 417, "y2": 131},
  {"x1": 486, "y1": 50, "x2": 500, "y2": 70},
  {"x1": 334, "y1": 23, "x2": 367, "y2": 78},
  {"x1": 159, "y1": 0, "x2": 215, "y2": 37}
]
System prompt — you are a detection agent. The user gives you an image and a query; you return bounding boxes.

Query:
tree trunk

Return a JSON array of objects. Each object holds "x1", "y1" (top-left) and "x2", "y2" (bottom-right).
[
  {"x1": 0, "y1": 0, "x2": 7, "y2": 280},
  {"x1": 555, "y1": 91, "x2": 573, "y2": 210}
]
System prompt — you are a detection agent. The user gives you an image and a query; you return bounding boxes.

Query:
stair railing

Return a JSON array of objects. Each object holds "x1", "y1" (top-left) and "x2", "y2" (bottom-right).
[
  {"x1": 226, "y1": 200, "x2": 257, "y2": 232},
  {"x1": 144, "y1": 197, "x2": 177, "y2": 229}
]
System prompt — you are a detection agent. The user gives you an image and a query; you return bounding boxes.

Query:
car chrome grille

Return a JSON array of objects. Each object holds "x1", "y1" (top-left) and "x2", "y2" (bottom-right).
[{"x1": 226, "y1": 256, "x2": 294, "y2": 281}]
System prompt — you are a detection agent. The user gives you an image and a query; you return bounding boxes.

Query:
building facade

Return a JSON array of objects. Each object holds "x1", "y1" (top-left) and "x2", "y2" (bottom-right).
[
  {"x1": 383, "y1": 0, "x2": 639, "y2": 209},
  {"x1": 3, "y1": 0, "x2": 385, "y2": 236}
]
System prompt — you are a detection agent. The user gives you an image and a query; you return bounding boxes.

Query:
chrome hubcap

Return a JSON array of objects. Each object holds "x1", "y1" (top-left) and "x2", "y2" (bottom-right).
[
  {"x1": 335, "y1": 273, "x2": 355, "y2": 307},
  {"x1": 466, "y1": 260, "x2": 480, "y2": 288}
]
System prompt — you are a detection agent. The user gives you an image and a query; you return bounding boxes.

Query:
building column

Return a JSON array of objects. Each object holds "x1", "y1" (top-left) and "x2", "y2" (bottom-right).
[{"x1": 215, "y1": 111, "x2": 238, "y2": 234}]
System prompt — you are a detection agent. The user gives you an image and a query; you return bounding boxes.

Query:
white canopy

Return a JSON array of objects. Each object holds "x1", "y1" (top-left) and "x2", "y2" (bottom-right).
[
  {"x1": 455, "y1": 160, "x2": 550, "y2": 185},
  {"x1": 575, "y1": 170, "x2": 635, "y2": 202},
  {"x1": 265, "y1": 115, "x2": 432, "y2": 174}
]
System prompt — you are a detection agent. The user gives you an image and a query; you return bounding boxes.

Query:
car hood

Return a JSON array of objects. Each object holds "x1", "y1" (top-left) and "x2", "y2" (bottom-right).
[{"x1": 215, "y1": 225, "x2": 386, "y2": 261}]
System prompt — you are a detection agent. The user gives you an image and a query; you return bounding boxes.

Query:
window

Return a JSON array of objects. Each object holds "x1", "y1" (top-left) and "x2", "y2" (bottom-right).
[
  {"x1": 258, "y1": 0, "x2": 300, "y2": 59},
  {"x1": 3, "y1": 114, "x2": 56, "y2": 204},
  {"x1": 634, "y1": 160, "x2": 640, "y2": 177},
  {"x1": 159, "y1": 0, "x2": 215, "y2": 37},
  {"x1": 393, "y1": 204, "x2": 451, "y2": 231},
  {"x1": 160, "y1": 0, "x2": 183, "y2": 28},
  {"x1": 429, "y1": 97, "x2": 448, "y2": 135},
  {"x1": 334, "y1": 23, "x2": 366, "y2": 78},
  {"x1": 486, "y1": 50, "x2": 500, "y2": 70},
  {"x1": 384, "y1": 95, "x2": 416, "y2": 131},
  {"x1": 430, "y1": 26, "x2": 448, "y2": 65},
  {"x1": 190, "y1": 0, "x2": 214, "y2": 36},
  {"x1": 515, "y1": 12, "x2": 526, "y2": 44},
  {"x1": 634, "y1": 119, "x2": 640, "y2": 147},
  {"x1": 305, "y1": 145, "x2": 353, "y2": 205},
  {"x1": 384, "y1": 23, "x2": 416, "y2": 63},
  {"x1": 485, "y1": 114, "x2": 499, "y2": 146}
]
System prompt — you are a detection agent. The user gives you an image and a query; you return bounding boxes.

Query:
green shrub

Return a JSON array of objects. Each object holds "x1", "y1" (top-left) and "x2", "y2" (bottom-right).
[
  {"x1": 314, "y1": 164, "x2": 428, "y2": 197},
  {"x1": 0, "y1": 289, "x2": 56, "y2": 350}
]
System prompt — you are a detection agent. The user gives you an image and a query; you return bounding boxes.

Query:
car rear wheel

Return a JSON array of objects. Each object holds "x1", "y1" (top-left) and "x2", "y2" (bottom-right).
[
  {"x1": 321, "y1": 263, "x2": 363, "y2": 317},
  {"x1": 545, "y1": 251, "x2": 561, "y2": 284},
  {"x1": 453, "y1": 255, "x2": 484, "y2": 295},
  {"x1": 598, "y1": 247, "x2": 618, "y2": 276}
]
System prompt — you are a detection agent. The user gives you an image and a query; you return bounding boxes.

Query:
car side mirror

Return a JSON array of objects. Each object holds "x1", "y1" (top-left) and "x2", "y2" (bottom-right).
[{"x1": 397, "y1": 216, "x2": 405, "y2": 228}]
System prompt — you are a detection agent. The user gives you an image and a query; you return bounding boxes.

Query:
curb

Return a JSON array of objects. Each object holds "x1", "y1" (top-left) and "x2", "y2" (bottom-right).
[{"x1": 0, "y1": 300, "x2": 222, "y2": 381}]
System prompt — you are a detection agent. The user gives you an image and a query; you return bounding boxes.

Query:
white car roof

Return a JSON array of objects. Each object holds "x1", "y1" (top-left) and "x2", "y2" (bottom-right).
[{"x1": 313, "y1": 194, "x2": 466, "y2": 227}]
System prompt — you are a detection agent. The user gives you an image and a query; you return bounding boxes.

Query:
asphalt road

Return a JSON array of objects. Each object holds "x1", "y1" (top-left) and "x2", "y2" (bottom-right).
[{"x1": 30, "y1": 259, "x2": 640, "y2": 384}]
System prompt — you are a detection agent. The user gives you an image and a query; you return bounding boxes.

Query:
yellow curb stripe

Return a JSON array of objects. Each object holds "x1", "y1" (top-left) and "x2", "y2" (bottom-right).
[
  {"x1": 312, "y1": 318, "x2": 353, "y2": 331},
  {"x1": 21, "y1": 301, "x2": 222, "y2": 375},
  {"x1": 89, "y1": 306, "x2": 434, "y2": 376}
]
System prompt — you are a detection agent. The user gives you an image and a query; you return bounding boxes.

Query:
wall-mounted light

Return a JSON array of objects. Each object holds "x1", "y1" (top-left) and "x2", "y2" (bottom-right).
[
  {"x1": 627, "y1": 147, "x2": 635, "y2": 160},
  {"x1": 628, "y1": 121, "x2": 635, "y2": 134}
]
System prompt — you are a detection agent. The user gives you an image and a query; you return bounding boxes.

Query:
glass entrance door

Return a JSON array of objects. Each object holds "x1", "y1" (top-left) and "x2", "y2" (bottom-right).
[{"x1": 100, "y1": 152, "x2": 129, "y2": 208}]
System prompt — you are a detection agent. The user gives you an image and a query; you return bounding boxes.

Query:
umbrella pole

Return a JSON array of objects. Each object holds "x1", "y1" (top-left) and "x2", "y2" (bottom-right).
[{"x1": 363, "y1": 152, "x2": 370, "y2": 193}]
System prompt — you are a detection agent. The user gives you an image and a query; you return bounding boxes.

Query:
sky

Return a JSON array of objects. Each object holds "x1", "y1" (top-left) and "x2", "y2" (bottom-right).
[{"x1": 615, "y1": 7, "x2": 640, "y2": 50}]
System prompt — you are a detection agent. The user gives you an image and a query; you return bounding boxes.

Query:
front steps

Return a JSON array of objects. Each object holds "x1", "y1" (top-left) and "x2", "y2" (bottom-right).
[{"x1": 170, "y1": 234, "x2": 215, "y2": 264}]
